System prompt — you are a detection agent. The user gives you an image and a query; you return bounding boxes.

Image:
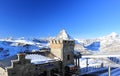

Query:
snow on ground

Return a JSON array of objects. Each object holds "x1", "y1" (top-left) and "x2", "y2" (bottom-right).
[{"x1": 80, "y1": 58, "x2": 103, "y2": 68}]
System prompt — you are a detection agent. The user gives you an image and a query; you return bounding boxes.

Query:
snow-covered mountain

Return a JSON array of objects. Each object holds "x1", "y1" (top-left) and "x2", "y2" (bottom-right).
[
  {"x1": 0, "y1": 38, "x2": 49, "y2": 60},
  {"x1": 75, "y1": 32, "x2": 120, "y2": 54},
  {"x1": 56, "y1": 29, "x2": 73, "y2": 40},
  {"x1": 0, "y1": 29, "x2": 120, "y2": 60}
]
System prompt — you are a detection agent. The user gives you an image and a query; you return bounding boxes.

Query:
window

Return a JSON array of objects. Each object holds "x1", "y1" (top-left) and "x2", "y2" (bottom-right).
[{"x1": 67, "y1": 55, "x2": 70, "y2": 60}]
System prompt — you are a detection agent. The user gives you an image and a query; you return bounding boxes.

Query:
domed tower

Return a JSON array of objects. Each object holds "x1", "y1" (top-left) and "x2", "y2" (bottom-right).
[{"x1": 50, "y1": 29, "x2": 77, "y2": 76}]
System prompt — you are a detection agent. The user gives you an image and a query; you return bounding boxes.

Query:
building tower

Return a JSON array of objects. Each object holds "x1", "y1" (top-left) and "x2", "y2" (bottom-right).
[{"x1": 50, "y1": 29, "x2": 77, "y2": 76}]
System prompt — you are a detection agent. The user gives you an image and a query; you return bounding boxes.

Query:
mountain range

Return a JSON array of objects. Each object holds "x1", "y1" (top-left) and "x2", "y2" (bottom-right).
[
  {"x1": 0, "y1": 30, "x2": 120, "y2": 60},
  {"x1": 76, "y1": 32, "x2": 120, "y2": 54}
]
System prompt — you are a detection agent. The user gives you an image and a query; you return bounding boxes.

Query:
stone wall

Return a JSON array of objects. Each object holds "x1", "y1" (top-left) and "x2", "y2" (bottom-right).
[
  {"x1": 50, "y1": 39, "x2": 76, "y2": 76},
  {"x1": 63, "y1": 40, "x2": 75, "y2": 65},
  {"x1": 50, "y1": 40, "x2": 63, "y2": 60},
  {"x1": 6, "y1": 53, "x2": 61, "y2": 76}
]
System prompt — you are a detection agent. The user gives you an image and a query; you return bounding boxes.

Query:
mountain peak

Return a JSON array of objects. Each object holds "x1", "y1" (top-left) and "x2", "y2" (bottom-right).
[
  {"x1": 56, "y1": 29, "x2": 72, "y2": 40},
  {"x1": 108, "y1": 32, "x2": 119, "y2": 38}
]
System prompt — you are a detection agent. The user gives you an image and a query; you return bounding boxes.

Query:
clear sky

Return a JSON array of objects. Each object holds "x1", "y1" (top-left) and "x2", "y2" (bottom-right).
[{"x1": 0, "y1": 0, "x2": 120, "y2": 38}]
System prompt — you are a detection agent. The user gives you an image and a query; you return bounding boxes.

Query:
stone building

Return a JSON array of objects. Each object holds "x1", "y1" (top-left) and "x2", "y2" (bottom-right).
[{"x1": 0, "y1": 29, "x2": 81, "y2": 76}]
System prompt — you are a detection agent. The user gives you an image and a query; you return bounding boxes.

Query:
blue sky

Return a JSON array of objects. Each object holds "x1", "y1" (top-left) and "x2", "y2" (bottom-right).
[{"x1": 0, "y1": 0, "x2": 120, "y2": 38}]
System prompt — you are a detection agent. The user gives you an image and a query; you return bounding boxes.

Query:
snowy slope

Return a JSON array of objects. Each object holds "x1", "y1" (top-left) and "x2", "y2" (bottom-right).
[
  {"x1": 84, "y1": 42, "x2": 100, "y2": 51},
  {"x1": 0, "y1": 38, "x2": 49, "y2": 60},
  {"x1": 75, "y1": 32, "x2": 120, "y2": 54}
]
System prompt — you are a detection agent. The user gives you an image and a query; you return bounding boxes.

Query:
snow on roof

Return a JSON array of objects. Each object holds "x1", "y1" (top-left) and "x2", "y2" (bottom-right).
[{"x1": 25, "y1": 54, "x2": 55, "y2": 64}]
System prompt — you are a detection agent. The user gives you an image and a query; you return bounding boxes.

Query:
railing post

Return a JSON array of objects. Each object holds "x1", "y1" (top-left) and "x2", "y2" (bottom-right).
[
  {"x1": 86, "y1": 58, "x2": 89, "y2": 72},
  {"x1": 108, "y1": 65, "x2": 111, "y2": 76}
]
